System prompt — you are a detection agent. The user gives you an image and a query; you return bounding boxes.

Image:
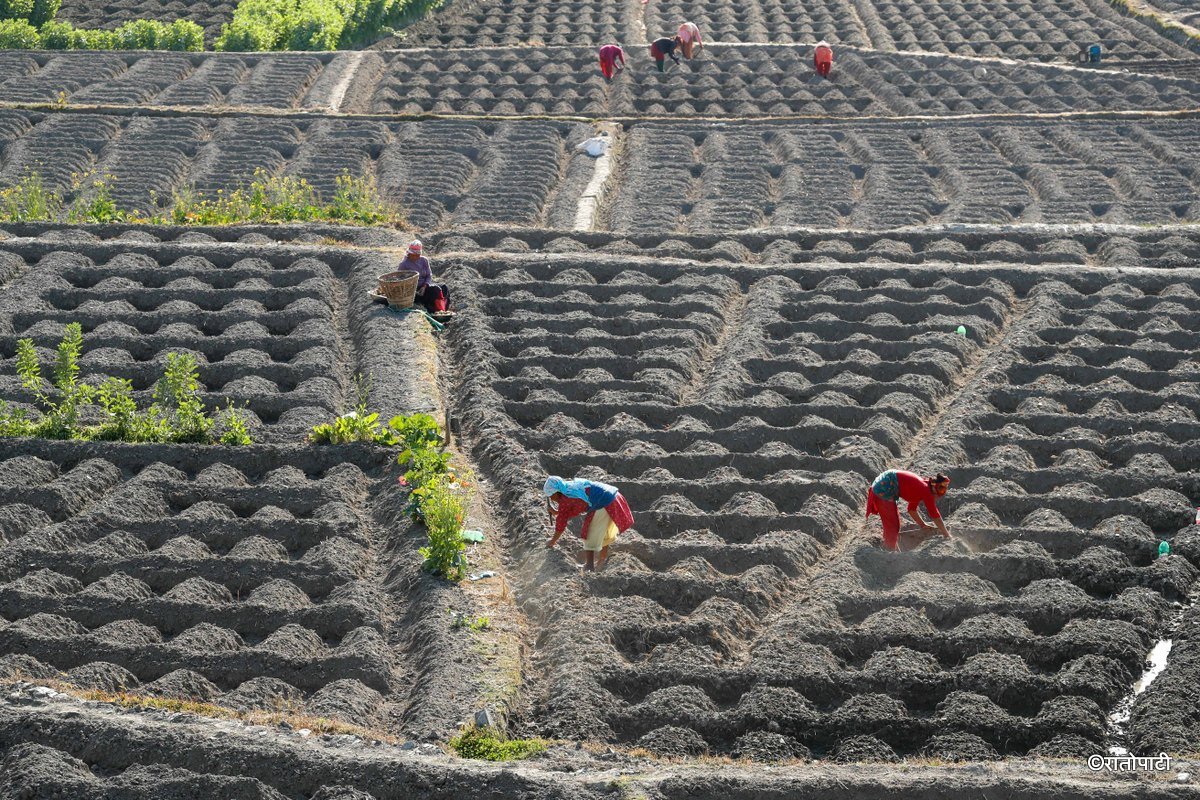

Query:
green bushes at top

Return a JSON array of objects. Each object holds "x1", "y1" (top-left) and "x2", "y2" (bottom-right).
[
  {"x1": 216, "y1": 0, "x2": 434, "y2": 51},
  {"x1": 0, "y1": 18, "x2": 39, "y2": 48},
  {"x1": 0, "y1": 323, "x2": 252, "y2": 445},
  {"x1": 0, "y1": 18, "x2": 204, "y2": 50},
  {"x1": 0, "y1": 0, "x2": 60, "y2": 28}
]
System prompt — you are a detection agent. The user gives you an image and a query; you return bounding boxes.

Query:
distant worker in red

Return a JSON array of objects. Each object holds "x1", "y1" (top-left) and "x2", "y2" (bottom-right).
[
  {"x1": 544, "y1": 476, "x2": 635, "y2": 572},
  {"x1": 865, "y1": 470, "x2": 951, "y2": 551},
  {"x1": 649, "y1": 35, "x2": 682, "y2": 73},
  {"x1": 677, "y1": 21, "x2": 703, "y2": 59},
  {"x1": 814, "y1": 40, "x2": 833, "y2": 77},
  {"x1": 598, "y1": 44, "x2": 625, "y2": 81}
]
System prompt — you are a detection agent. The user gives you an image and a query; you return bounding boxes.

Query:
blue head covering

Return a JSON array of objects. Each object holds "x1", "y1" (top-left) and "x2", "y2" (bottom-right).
[{"x1": 543, "y1": 475, "x2": 618, "y2": 510}]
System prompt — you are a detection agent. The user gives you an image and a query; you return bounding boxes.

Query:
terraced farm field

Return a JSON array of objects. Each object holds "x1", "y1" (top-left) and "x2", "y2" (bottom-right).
[{"x1": 1, "y1": 0, "x2": 1199, "y2": 797}]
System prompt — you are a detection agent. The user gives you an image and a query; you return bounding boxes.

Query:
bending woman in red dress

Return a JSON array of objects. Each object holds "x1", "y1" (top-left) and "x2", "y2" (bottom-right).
[
  {"x1": 544, "y1": 476, "x2": 634, "y2": 571},
  {"x1": 865, "y1": 470, "x2": 951, "y2": 551},
  {"x1": 598, "y1": 44, "x2": 625, "y2": 80}
]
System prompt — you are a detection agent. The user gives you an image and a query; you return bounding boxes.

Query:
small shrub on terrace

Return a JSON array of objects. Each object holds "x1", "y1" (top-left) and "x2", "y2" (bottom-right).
[
  {"x1": 285, "y1": 0, "x2": 344, "y2": 50},
  {"x1": 154, "y1": 352, "x2": 213, "y2": 443},
  {"x1": 309, "y1": 407, "x2": 397, "y2": 444},
  {"x1": 449, "y1": 726, "x2": 546, "y2": 761},
  {"x1": 93, "y1": 376, "x2": 151, "y2": 442},
  {"x1": 218, "y1": 403, "x2": 253, "y2": 446},
  {"x1": 75, "y1": 27, "x2": 117, "y2": 49},
  {"x1": 329, "y1": 173, "x2": 403, "y2": 226},
  {"x1": 39, "y1": 20, "x2": 76, "y2": 49},
  {"x1": 14, "y1": 322, "x2": 93, "y2": 439},
  {"x1": 0, "y1": 172, "x2": 61, "y2": 222},
  {"x1": 68, "y1": 173, "x2": 126, "y2": 224},
  {"x1": 115, "y1": 18, "x2": 165, "y2": 49},
  {"x1": 28, "y1": 0, "x2": 58, "y2": 26},
  {"x1": 418, "y1": 472, "x2": 470, "y2": 581},
  {"x1": 162, "y1": 19, "x2": 204, "y2": 51},
  {"x1": 0, "y1": 18, "x2": 39, "y2": 47}
]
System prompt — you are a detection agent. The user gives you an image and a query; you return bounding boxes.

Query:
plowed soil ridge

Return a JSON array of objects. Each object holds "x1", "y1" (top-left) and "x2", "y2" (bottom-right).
[{"x1": 445, "y1": 252, "x2": 1200, "y2": 760}]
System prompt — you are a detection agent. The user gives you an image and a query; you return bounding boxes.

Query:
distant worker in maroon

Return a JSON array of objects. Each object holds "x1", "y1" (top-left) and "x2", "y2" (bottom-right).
[
  {"x1": 598, "y1": 44, "x2": 625, "y2": 81},
  {"x1": 814, "y1": 40, "x2": 833, "y2": 78},
  {"x1": 865, "y1": 470, "x2": 951, "y2": 551},
  {"x1": 649, "y1": 35, "x2": 682, "y2": 72}
]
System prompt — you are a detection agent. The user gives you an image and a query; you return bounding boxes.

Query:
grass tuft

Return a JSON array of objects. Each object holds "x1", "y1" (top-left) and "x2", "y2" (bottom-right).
[{"x1": 449, "y1": 725, "x2": 547, "y2": 761}]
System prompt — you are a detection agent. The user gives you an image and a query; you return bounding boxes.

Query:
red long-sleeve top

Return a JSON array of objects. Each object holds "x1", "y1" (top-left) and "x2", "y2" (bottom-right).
[
  {"x1": 895, "y1": 470, "x2": 942, "y2": 519},
  {"x1": 553, "y1": 496, "x2": 591, "y2": 535}
]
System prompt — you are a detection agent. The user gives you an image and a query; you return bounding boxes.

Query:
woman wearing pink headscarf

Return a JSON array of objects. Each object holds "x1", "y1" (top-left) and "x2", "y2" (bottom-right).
[{"x1": 677, "y1": 21, "x2": 702, "y2": 59}]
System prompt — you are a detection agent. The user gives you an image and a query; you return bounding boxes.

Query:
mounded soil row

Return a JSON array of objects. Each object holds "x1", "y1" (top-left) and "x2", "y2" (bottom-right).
[
  {"x1": 0, "y1": 233, "x2": 482, "y2": 742},
  {"x1": 4, "y1": 693, "x2": 1193, "y2": 799},
  {"x1": 604, "y1": 118, "x2": 1200, "y2": 233},
  {"x1": 0, "y1": 111, "x2": 591, "y2": 232},
  {"x1": 428, "y1": 222, "x2": 1200, "y2": 269},
  {"x1": 444, "y1": 251, "x2": 1200, "y2": 759},
  {"x1": 859, "y1": 0, "x2": 1197, "y2": 61},
  {"x1": 370, "y1": 45, "x2": 1200, "y2": 117},
  {"x1": 383, "y1": 0, "x2": 1192, "y2": 61}
]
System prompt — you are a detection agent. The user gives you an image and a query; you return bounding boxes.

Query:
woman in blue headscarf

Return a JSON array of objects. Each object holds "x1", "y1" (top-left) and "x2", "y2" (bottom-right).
[{"x1": 544, "y1": 476, "x2": 634, "y2": 571}]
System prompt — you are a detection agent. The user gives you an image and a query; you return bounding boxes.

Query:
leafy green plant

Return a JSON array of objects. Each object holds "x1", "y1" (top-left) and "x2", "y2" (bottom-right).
[
  {"x1": 28, "y1": 0, "x2": 58, "y2": 26},
  {"x1": 418, "y1": 472, "x2": 470, "y2": 581},
  {"x1": 0, "y1": 16, "x2": 37, "y2": 46},
  {"x1": 68, "y1": 173, "x2": 126, "y2": 224},
  {"x1": 328, "y1": 173, "x2": 402, "y2": 226},
  {"x1": 218, "y1": 402, "x2": 253, "y2": 446},
  {"x1": 92, "y1": 376, "x2": 152, "y2": 441},
  {"x1": 450, "y1": 610, "x2": 489, "y2": 631},
  {"x1": 309, "y1": 407, "x2": 397, "y2": 444},
  {"x1": 154, "y1": 352, "x2": 213, "y2": 443},
  {"x1": 38, "y1": 19, "x2": 74, "y2": 48},
  {"x1": 0, "y1": 327, "x2": 249, "y2": 446},
  {"x1": 161, "y1": 19, "x2": 204, "y2": 51},
  {"x1": 0, "y1": 172, "x2": 62, "y2": 222},
  {"x1": 14, "y1": 323, "x2": 94, "y2": 439},
  {"x1": 449, "y1": 726, "x2": 546, "y2": 761}
]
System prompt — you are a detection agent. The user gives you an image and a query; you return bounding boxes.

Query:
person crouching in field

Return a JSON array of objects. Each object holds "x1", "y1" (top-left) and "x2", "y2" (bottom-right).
[
  {"x1": 649, "y1": 35, "x2": 682, "y2": 72},
  {"x1": 402, "y1": 240, "x2": 450, "y2": 314},
  {"x1": 814, "y1": 41, "x2": 833, "y2": 77},
  {"x1": 544, "y1": 476, "x2": 634, "y2": 571},
  {"x1": 677, "y1": 22, "x2": 702, "y2": 59},
  {"x1": 865, "y1": 470, "x2": 951, "y2": 551},
  {"x1": 599, "y1": 44, "x2": 625, "y2": 81}
]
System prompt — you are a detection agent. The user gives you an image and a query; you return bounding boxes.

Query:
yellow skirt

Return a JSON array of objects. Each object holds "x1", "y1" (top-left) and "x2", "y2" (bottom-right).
[{"x1": 582, "y1": 507, "x2": 619, "y2": 552}]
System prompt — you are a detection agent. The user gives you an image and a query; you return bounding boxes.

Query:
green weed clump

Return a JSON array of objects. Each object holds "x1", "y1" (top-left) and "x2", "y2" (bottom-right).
[
  {"x1": 309, "y1": 402, "x2": 467, "y2": 581},
  {"x1": 449, "y1": 726, "x2": 546, "y2": 761},
  {"x1": 418, "y1": 472, "x2": 469, "y2": 581},
  {"x1": 0, "y1": 170, "x2": 402, "y2": 228},
  {"x1": 0, "y1": 323, "x2": 252, "y2": 445},
  {"x1": 0, "y1": 172, "x2": 62, "y2": 221},
  {"x1": 166, "y1": 170, "x2": 403, "y2": 227},
  {"x1": 216, "y1": 0, "x2": 441, "y2": 51}
]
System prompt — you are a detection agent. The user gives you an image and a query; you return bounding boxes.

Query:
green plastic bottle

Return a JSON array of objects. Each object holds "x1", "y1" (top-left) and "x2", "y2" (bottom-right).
[
  {"x1": 955, "y1": 325, "x2": 967, "y2": 337},
  {"x1": 1158, "y1": 540, "x2": 1171, "y2": 558}
]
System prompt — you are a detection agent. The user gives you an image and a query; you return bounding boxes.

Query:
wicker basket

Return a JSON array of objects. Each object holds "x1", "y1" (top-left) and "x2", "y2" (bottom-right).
[{"x1": 377, "y1": 270, "x2": 419, "y2": 307}]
